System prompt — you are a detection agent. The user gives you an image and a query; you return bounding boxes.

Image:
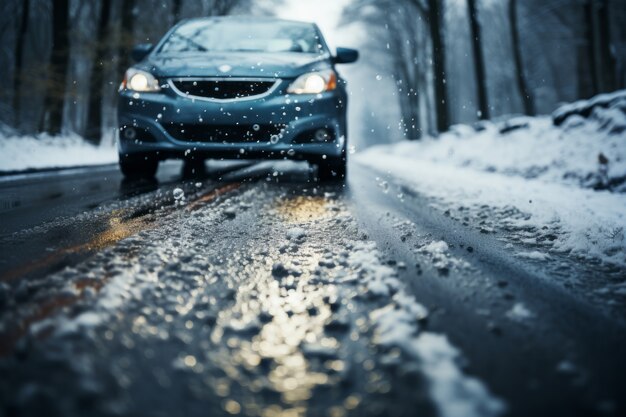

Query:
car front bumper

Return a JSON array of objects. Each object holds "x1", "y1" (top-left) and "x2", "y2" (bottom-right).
[{"x1": 117, "y1": 82, "x2": 347, "y2": 161}]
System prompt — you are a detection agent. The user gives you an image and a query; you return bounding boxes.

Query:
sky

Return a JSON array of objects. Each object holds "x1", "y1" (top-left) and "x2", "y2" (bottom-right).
[{"x1": 276, "y1": 0, "x2": 356, "y2": 49}]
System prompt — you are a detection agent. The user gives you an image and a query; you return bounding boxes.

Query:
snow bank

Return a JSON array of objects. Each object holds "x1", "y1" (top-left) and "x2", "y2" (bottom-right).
[
  {"x1": 363, "y1": 94, "x2": 626, "y2": 192},
  {"x1": 0, "y1": 126, "x2": 117, "y2": 172},
  {"x1": 552, "y1": 89, "x2": 626, "y2": 127}
]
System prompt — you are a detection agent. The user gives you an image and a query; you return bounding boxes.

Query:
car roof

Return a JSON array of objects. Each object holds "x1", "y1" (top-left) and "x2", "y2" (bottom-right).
[{"x1": 180, "y1": 15, "x2": 317, "y2": 27}]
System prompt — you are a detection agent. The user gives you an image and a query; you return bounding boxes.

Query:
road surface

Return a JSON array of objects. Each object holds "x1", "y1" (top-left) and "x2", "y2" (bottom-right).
[{"x1": 0, "y1": 160, "x2": 624, "y2": 417}]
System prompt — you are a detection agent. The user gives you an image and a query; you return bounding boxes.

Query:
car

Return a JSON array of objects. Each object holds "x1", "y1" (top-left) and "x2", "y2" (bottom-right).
[{"x1": 117, "y1": 16, "x2": 359, "y2": 181}]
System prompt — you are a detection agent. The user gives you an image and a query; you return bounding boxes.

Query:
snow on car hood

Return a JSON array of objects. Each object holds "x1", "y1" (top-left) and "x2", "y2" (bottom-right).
[{"x1": 142, "y1": 52, "x2": 331, "y2": 79}]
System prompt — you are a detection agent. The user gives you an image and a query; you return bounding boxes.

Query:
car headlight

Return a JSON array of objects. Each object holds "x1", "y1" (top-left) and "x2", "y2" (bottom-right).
[
  {"x1": 287, "y1": 70, "x2": 337, "y2": 94},
  {"x1": 121, "y1": 68, "x2": 161, "y2": 92}
]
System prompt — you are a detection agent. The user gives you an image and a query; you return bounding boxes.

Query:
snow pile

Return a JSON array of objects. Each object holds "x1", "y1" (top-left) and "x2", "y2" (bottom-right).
[
  {"x1": 0, "y1": 126, "x2": 117, "y2": 172},
  {"x1": 363, "y1": 91, "x2": 626, "y2": 192},
  {"x1": 417, "y1": 239, "x2": 471, "y2": 274},
  {"x1": 552, "y1": 89, "x2": 626, "y2": 129},
  {"x1": 357, "y1": 92, "x2": 626, "y2": 267}
]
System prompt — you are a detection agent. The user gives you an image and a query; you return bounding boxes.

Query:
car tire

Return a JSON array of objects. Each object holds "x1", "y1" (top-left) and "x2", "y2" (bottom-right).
[
  {"x1": 119, "y1": 153, "x2": 159, "y2": 178},
  {"x1": 317, "y1": 155, "x2": 347, "y2": 182}
]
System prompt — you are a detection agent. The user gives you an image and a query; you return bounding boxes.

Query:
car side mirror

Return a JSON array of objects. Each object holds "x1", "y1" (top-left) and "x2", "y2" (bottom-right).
[
  {"x1": 333, "y1": 47, "x2": 359, "y2": 64},
  {"x1": 131, "y1": 43, "x2": 154, "y2": 62}
]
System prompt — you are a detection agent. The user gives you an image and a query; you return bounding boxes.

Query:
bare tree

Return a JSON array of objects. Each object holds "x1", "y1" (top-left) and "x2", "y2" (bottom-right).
[
  {"x1": 12, "y1": 0, "x2": 29, "y2": 129},
  {"x1": 467, "y1": 0, "x2": 489, "y2": 119},
  {"x1": 117, "y1": 0, "x2": 136, "y2": 82},
  {"x1": 509, "y1": 0, "x2": 534, "y2": 115},
  {"x1": 172, "y1": 0, "x2": 183, "y2": 22},
  {"x1": 39, "y1": 0, "x2": 70, "y2": 134},
  {"x1": 343, "y1": 0, "x2": 431, "y2": 139},
  {"x1": 85, "y1": 0, "x2": 112, "y2": 144},
  {"x1": 586, "y1": 0, "x2": 616, "y2": 93},
  {"x1": 427, "y1": 0, "x2": 449, "y2": 132},
  {"x1": 211, "y1": 0, "x2": 244, "y2": 16}
]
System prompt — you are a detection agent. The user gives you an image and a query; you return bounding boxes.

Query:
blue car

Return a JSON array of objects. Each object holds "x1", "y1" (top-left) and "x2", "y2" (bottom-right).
[{"x1": 117, "y1": 16, "x2": 359, "y2": 180}]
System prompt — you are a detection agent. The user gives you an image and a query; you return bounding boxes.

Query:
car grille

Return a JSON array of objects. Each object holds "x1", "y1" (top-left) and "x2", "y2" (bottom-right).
[
  {"x1": 163, "y1": 123, "x2": 286, "y2": 143},
  {"x1": 170, "y1": 79, "x2": 278, "y2": 100}
]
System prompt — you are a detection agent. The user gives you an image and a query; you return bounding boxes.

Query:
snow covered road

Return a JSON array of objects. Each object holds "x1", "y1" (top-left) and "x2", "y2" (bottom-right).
[{"x1": 0, "y1": 161, "x2": 624, "y2": 417}]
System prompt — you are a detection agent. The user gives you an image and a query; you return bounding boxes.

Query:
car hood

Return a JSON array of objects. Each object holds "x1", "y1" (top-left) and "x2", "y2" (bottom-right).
[{"x1": 142, "y1": 52, "x2": 332, "y2": 79}]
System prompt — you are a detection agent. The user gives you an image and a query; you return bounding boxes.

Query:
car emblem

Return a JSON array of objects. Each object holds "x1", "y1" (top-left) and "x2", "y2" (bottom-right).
[{"x1": 218, "y1": 64, "x2": 232, "y2": 73}]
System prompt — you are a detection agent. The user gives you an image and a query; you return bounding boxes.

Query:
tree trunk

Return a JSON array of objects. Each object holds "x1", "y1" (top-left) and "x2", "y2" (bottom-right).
[
  {"x1": 596, "y1": 0, "x2": 616, "y2": 92},
  {"x1": 407, "y1": 89, "x2": 422, "y2": 139},
  {"x1": 212, "y1": 0, "x2": 237, "y2": 16},
  {"x1": 427, "y1": 0, "x2": 449, "y2": 133},
  {"x1": 172, "y1": 0, "x2": 182, "y2": 22},
  {"x1": 583, "y1": 0, "x2": 599, "y2": 96},
  {"x1": 13, "y1": 0, "x2": 30, "y2": 129},
  {"x1": 39, "y1": 0, "x2": 70, "y2": 135},
  {"x1": 467, "y1": 0, "x2": 489, "y2": 120},
  {"x1": 85, "y1": 0, "x2": 112, "y2": 145},
  {"x1": 509, "y1": 0, "x2": 534, "y2": 115},
  {"x1": 118, "y1": 0, "x2": 135, "y2": 83}
]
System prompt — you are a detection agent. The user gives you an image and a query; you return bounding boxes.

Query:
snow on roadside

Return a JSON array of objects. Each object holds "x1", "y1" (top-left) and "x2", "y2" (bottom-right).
[
  {"x1": 347, "y1": 241, "x2": 506, "y2": 417},
  {"x1": 356, "y1": 93, "x2": 626, "y2": 267},
  {"x1": 357, "y1": 154, "x2": 626, "y2": 266},
  {"x1": 0, "y1": 128, "x2": 117, "y2": 172},
  {"x1": 361, "y1": 94, "x2": 626, "y2": 192}
]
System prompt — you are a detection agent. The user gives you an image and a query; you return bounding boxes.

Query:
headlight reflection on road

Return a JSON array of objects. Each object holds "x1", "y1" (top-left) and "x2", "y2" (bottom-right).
[
  {"x1": 208, "y1": 240, "x2": 344, "y2": 416},
  {"x1": 274, "y1": 195, "x2": 330, "y2": 223}
]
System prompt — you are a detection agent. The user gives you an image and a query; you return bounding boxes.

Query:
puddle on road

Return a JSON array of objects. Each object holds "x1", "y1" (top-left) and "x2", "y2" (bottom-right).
[
  {"x1": 208, "y1": 252, "x2": 342, "y2": 416},
  {"x1": 274, "y1": 195, "x2": 332, "y2": 223}
]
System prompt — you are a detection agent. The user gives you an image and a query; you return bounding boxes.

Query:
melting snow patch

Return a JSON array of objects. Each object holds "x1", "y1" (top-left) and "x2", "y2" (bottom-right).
[
  {"x1": 417, "y1": 239, "x2": 469, "y2": 273},
  {"x1": 52, "y1": 263, "x2": 156, "y2": 335},
  {"x1": 421, "y1": 240, "x2": 450, "y2": 254},
  {"x1": 286, "y1": 227, "x2": 307, "y2": 241},
  {"x1": 414, "y1": 333, "x2": 507, "y2": 417},
  {"x1": 349, "y1": 240, "x2": 504, "y2": 415},
  {"x1": 517, "y1": 251, "x2": 551, "y2": 261},
  {"x1": 506, "y1": 302, "x2": 534, "y2": 322}
]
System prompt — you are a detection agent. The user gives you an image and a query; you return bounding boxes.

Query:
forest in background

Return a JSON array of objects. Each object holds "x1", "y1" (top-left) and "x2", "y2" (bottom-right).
[
  {"x1": 346, "y1": 0, "x2": 626, "y2": 139},
  {"x1": 0, "y1": 0, "x2": 625, "y2": 145}
]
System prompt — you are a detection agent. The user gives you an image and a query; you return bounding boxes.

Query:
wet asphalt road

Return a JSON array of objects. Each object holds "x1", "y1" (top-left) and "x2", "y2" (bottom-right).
[{"x1": 0, "y1": 160, "x2": 625, "y2": 417}]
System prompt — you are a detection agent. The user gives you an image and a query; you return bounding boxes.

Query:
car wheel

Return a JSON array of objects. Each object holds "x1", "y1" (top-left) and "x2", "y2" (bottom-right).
[
  {"x1": 119, "y1": 153, "x2": 159, "y2": 178},
  {"x1": 317, "y1": 155, "x2": 347, "y2": 182}
]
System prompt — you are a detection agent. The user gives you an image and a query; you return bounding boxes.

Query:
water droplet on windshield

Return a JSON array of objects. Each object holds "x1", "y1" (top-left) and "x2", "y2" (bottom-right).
[
  {"x1": 379, "y1": 181, "x2": 389, "y2": 193},
  {"x1": 270, "y1": 135, "x2": 279, "y2": 144},
  {"x1": 349, "y1": 145, "x2": 356, "y2": 154},
  {"x1": 376, "y1": 75, "x2": 383, "y2": 81}
]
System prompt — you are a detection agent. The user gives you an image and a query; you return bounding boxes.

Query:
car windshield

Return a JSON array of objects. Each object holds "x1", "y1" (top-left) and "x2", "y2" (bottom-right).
[{"x1": 159, "y1": 20, "x2": 325, "y2": 54}]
